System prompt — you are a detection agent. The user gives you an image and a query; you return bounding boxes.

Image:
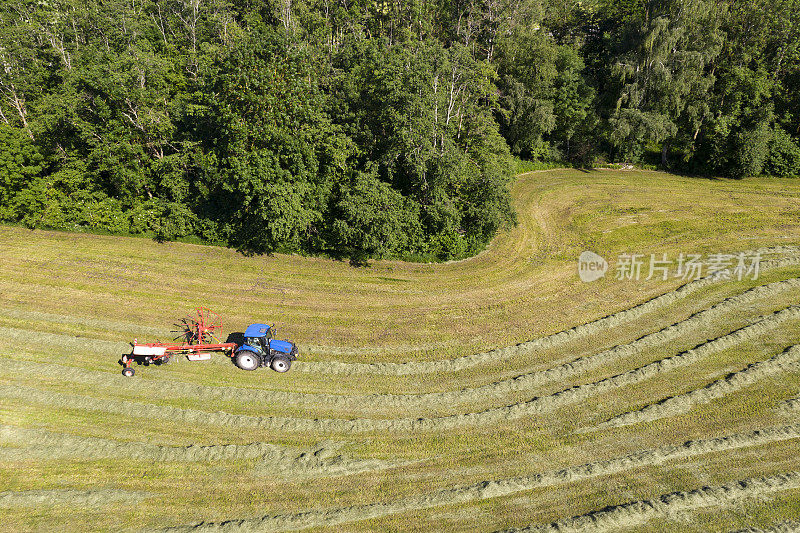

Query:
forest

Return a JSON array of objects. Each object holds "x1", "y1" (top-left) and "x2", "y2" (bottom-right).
[{"x1": 0, "y1": 0, "x2": 798, "y2": 260}]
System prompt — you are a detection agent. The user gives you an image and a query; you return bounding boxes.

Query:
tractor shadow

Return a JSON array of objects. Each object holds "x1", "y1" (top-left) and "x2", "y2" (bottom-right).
[
  {"x1": 226, "y1": 332, "x2": 245, "y2": 345},
  {"x1": 118, "y1": 353, "x2": 171, "y2": 368},
  {"x1": 225, "y1": 332, "x2": 246, "y2": 368}
]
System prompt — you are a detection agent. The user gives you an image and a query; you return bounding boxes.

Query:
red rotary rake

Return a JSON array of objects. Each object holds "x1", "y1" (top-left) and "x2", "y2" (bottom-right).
[{"x1": 122, "y1": 307, "x2": 237, "y2": 377}]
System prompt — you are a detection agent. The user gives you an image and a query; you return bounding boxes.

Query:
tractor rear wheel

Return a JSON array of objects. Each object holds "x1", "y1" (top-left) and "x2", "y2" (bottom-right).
[
  {"x1": 235, "y1": 351, "x2": 260, "y2": 371},
  {"x1": 122, "y1": 367, "x2": 135, "y2": 377},
  {"x1": 271, "y1": 356, "x2": 291, "y2": 373}
]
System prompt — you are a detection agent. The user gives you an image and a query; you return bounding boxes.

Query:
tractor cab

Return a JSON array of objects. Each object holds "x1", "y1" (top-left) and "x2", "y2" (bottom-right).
[{"x1": 244, "y1": 323, "x2": 273, "y2": 351}]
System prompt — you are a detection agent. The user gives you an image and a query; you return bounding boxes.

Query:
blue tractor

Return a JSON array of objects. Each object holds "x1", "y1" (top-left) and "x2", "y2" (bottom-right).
[{"x1": 234, "y1": 323, "x2": 299, "y2": 372}]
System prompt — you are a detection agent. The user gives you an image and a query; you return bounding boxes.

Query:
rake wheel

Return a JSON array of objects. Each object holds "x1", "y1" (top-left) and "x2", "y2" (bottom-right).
[{"x1": 171, "y1": 307, "x2": 224, "y2": 345}]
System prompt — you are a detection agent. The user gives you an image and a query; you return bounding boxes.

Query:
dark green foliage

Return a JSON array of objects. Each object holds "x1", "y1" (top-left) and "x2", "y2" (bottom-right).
[
  {"x1": 765, "y1": 128, "x2": 800, "y2": 178},
  {"x1": 671, "y1": 0, "x2": 800, "y2": 177},
  {"x1": 328, "y1": 36, "x2": 514, "y2": 257},
  {"x1": 0, "y1": 0, "x2": 798, "y2": 261},
  {"x1": 733, "y1": 122, "x2": 772, "y2": 178},
  {"x1": 0, "y1": 126, "x2": 44, "y2": 222},
  {"x1": 331, "y1": 167, "x2": 424, "y2": 260},
  {"x1": 0, "y1": 0, "x2": 520, "y2": 260},
  {"x1": 193, "y1": 22, "x2": 346, "y2": 254}
]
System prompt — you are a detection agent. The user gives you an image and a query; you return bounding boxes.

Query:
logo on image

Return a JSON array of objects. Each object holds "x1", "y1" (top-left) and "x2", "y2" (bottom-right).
[{"x1": 578, "y1": 251, "x2": 608, "y2": 282}]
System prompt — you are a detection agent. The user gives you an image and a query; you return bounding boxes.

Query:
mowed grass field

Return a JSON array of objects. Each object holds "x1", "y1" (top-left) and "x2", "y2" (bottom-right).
[{"x1": 2, "y1": 168, "x2": 800, "y2": 532}]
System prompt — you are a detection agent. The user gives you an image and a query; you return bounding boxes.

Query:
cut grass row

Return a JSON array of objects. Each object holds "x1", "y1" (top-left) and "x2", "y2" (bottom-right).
[
  {"x1": 1, "y1": 259, "x2": 798, "y2": 410},
  {"x1": 6, "y1": 318, "x2": 800, "y2": 528},
  {"x1": 505, "y1": 471, "x2": 800, "y2": 533},
  {"x1": 157, "y1": 426, "x2": 800, "y2": 532},
  {"x1": 0, "y1": 425, "x2": 398, "y2": 480},
  {"x1": 2, "y1": 276, "x2": 797, "y2": 421},
  {"x1": 3, "y1": 315, "x2": 799, "y2": 436},
  {"x1": 594, "y1": 345, "x2": 800, "y2": 430}
]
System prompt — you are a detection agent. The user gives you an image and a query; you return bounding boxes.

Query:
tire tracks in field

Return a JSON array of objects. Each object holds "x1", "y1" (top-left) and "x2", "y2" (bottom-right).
[
  {"x1": 0, "y1": 307, "x2": 168, "y2": 337},
  {"x1": 0, "y1": 325, "x2": 129, "y2": 355},
  {"x1": 0, "y1": 488, "x2": 152, "y2": 508},
  {"x1": 3, "y1": 308, "x2": 798, "y2": 433},
  {"x1": 502, "y1": 471, "x2": 800, "y2": 533},
  {"x1": 0, "y1": 425, "x2": 398, "y2": 480},
  {"x1": 0, "y1": 310, "x2": 453, "y2": 359},
  {"x1": 297, "y1": 250, "x2": 800, "y2": 376},
  {"x1": 161, "y1": 424, "x2": 800, "y2": 532},
  {"x1": 593, "y1": 344, "x2": 800, "y2": 431},
  {"x1": 3, "y1": 278, "x2": 798, "y2": 417}
]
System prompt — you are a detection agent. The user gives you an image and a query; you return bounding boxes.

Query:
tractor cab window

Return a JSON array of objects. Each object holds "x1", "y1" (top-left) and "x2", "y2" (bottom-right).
[{"x1": 256, "y1": 326, "x2": 273, "y2": 342}]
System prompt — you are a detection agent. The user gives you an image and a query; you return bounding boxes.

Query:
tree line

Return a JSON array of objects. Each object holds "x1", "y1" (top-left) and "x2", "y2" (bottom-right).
[{"x1": 1, "y1": 0, "x2": 798, "y2": 260}]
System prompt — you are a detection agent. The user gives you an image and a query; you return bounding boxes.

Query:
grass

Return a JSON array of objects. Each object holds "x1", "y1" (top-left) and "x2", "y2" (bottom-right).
[{"x1": 1, "y1": 169, "x2": 800, "y2": 532}]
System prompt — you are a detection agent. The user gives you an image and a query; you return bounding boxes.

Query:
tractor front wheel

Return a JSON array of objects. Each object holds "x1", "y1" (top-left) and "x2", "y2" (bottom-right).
[
  {"x1": 122, "y1": 367, "x2": 135, "y2": 377},
  {"x1": 271, "y1": 356, "x2": 291, "y2": 373},
  {"x1": 235, "y1": 351, "x2": 260, "y2": 371}
]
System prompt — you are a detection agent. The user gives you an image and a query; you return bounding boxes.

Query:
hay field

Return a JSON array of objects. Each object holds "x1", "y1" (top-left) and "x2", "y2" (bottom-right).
[{"x1": 2, "y1": 169, "x2": 800, "y2": 532}]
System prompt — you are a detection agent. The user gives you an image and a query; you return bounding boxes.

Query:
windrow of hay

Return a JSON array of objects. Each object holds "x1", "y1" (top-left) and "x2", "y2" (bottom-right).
[
  {"x1": 594, "y1": 344, "x2": 800, "y2": 430},
  {"x1": 0, "y1": 426, "x2": 396, "y2": 480},
  {"x1": 778, "y1": 397, "x2": 800, "y2": 413},
  {"x1": 301, "y1": 341, "x2": 458, "y2": 357},
  {"x1": 0, "y1": 489, "x2": 152, "y2": 509},
  {"x1": 4, "y1": 306, "x2": 797, "y2": 433},
  {"x1": 503, "y1": 471, "x2": 800, "y2": 533},
  {"x1": 396, "y1": 277, "x2": 800, "y2": 407},
  {"x1": 6, "y1": 276, "x2": 799, "y2": 414},
  {"x1": 161, "y1": 424, "x2": 800, "y2": 532},
  {"x1": 729, "y1": 519, "x2": 800, "y2": 533},
  {"x1": 297, "y1": 249, "x2": 800, "y2": 375}
]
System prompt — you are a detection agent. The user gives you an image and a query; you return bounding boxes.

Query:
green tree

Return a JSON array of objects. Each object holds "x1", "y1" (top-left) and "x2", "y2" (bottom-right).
[
  {"x1": 195, "y1": 18, "x2": 351, "y2": 254},
  {"x1": 608, "y1": 0, "x2": 724, "y2": 165},
  {"x1": 690, "y1": 0, "x2": 800, "y2": 177},
  {"x1": 330, "y1": 35, "x2": 513, "y2": 258},
  {"x1": 0, "y1": 125, "x2": 43, "y2": 221},
  {"x1": 331, "y1": 166, "x2": 424, "y2": 260}
]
